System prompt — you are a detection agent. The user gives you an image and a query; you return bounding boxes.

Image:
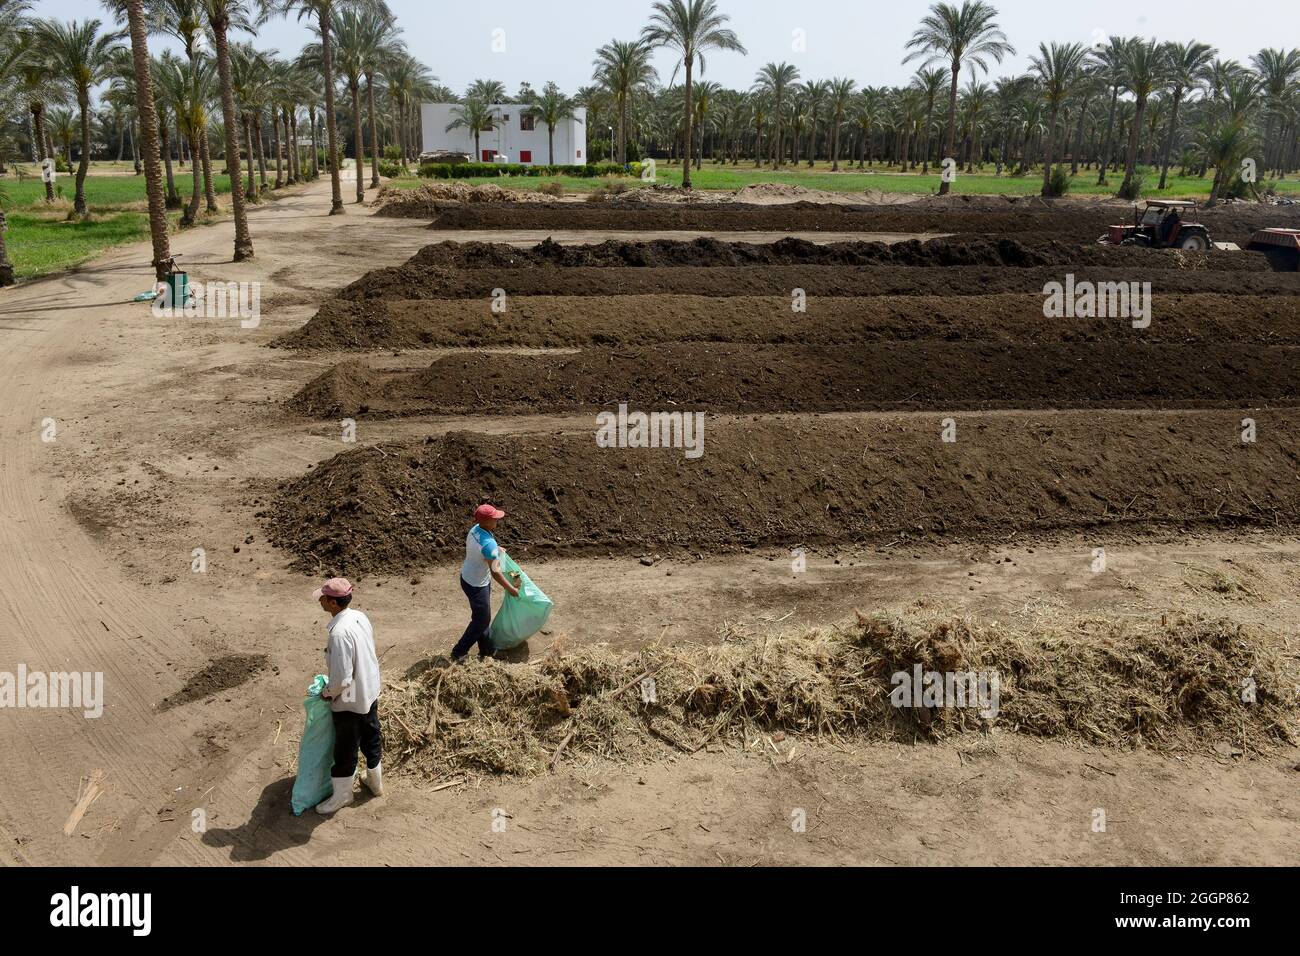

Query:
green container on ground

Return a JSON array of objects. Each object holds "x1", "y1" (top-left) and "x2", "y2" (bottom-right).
[
  {"x1": 165, "y1": 270, "x2": 189, "y2": 307},
  {"x1": 489, "y1": 553, "x2": 554, "y2": 650}
]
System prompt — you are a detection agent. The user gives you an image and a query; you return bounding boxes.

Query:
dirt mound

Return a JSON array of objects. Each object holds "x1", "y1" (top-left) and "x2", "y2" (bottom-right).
[
  {"x1": 382, "y1": 611, "x2": 1299, "y2": 779},
  {"x1": 328, "y1": 237, "x2": 1286, "y2": 305},
  {"x1": 286, "y1": 344, "x2": 1300, "y2": 419},
  {"x1": 428, "y1": 198, "x2": 1300, "y2": 239},
  {"x1": 289, "y1": 360, "x2": 387, "y2": 418},
  {"x1": 272, "y1": 294, "x2": 1300, "y2": 352},
  {"x1": 374, "y1": 182, "x2": 552, "y2": 218},
  {"x1": 264, "y1": 411, "x2": 1300, "y2": 575},
  {"x1": 333, "y1": 264, "x2": 1295, "y2": 303},
  {"x1": 399, "y1": 235, "x2": 1075, "y2": 268}
]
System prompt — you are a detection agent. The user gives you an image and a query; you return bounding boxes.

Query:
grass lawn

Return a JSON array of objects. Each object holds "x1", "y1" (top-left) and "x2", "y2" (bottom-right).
[
  {"x1": 4, "y1": 171, "x2": 233, "y2": 211},
  {"x1": 4, "y1": 211, "x2": 155, "y2": 280},
  {"x1": 385, "y1": 161, "x2": 1300, "y2": 201},
  {"x1": 1, "y1": 169, "x2": 245, "y2": 281}
]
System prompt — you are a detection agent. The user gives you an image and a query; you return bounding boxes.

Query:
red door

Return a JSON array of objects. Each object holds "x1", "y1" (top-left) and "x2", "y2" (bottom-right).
[
  {"x1": 519, "y1": 150, "x2": 533, "y2": 164},
  {"x1": 481, "y1": 149, "x2": 496, "y2": 162}
]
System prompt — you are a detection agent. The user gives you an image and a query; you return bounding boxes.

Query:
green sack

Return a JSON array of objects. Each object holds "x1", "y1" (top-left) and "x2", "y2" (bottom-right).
[
  {"x1": 489, "y1": 552, "x2": 554, "y2": 650},
  {"x1": 290, "y1": 674, "x2": 335, "y2": 816}
]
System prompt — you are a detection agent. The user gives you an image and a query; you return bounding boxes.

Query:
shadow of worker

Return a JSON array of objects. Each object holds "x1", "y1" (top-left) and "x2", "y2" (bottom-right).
[{"x1": 201, "y1": 776, "x2": 329, "y2": 863}]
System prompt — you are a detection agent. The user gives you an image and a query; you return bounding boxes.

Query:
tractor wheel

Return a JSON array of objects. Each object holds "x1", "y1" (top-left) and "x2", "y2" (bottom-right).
[{"x1": 1177, "y1": 232, "x2": 1209, "y2": 252}]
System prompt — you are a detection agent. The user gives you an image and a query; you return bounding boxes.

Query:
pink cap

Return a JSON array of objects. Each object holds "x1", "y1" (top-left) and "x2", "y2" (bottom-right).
[
  {"x1": 475, "y1": 504, "x2": 506, "y2": 522},
  {"x1": 313, "y1": 577, "x2": 354, "y2": 600}
]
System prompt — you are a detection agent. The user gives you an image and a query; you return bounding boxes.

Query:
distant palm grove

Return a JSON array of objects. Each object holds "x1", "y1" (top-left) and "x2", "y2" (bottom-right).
[{"x1": 0, "y1": 0, "x2": 1297, "y2": 285}]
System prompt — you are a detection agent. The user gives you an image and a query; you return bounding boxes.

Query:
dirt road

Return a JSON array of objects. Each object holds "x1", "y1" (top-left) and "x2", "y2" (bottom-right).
[{"x1": 1, "y1": 174, "x2": 1295, "y2": 866}]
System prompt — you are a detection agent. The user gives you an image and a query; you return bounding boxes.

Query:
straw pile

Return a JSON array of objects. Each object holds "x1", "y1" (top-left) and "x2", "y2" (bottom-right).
[{"x1": 381, "y1": 611, "x2": 1298, "y2": 781}]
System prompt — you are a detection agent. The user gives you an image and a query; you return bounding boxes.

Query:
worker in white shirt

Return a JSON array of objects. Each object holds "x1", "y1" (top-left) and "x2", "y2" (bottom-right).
[{"x1": 313, "y1": 577, "x2": 384, "y2": 815}]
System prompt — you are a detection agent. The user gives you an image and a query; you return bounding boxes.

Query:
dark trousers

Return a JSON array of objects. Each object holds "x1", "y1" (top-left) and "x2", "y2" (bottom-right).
[
  {"x1": 452, "y1": 576, "x2": 493, "y2": 659},
  {"x1": 331, "y1": 700, "x2": 383, "y2": 778}
]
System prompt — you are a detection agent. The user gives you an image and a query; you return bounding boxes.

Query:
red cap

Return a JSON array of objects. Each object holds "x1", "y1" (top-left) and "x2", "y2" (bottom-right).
[
  {"x1": 475, "y1": 504, "x2": 506, "y2": 522},
  {"x1": 313, "y1": 577, "x2": 354, "y2": 600}
]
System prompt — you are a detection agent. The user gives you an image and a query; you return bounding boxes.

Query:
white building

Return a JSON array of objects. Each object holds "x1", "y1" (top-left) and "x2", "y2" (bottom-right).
[{"x1": 420, "y1": 102, "x2": 588, "y2": 166}]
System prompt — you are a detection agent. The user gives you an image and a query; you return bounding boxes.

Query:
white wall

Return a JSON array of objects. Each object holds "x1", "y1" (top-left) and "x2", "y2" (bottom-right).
[{"x1": 420, "y1": 103, "x2": 588, "y2": 166}]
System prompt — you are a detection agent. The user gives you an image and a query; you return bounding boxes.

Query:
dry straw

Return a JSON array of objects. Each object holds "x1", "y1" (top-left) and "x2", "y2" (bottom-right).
[{"x1": 382, "y1": 611, "x2": 1298, "y2": 782}]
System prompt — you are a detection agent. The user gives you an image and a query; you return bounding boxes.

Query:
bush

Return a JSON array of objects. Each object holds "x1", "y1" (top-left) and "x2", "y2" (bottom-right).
[
  {"x1": 538, "y1": 182, "x2": 564, "y2": 197},
  {"x1": 378, "y1": 160, "x2": 405, "y2": 178},
  {"x1": 383, "y1": 144, "x2": 402, "y2": 162},
  {"x1": 419, "y1": 161, "x2": 607, "y2": 180},
  {"x1": 1045, "y1": 165, "x2": 1072, "y2": 198},
  {"x1": 1117, "y1": 172, "x2": 1145, "y2": 201}
]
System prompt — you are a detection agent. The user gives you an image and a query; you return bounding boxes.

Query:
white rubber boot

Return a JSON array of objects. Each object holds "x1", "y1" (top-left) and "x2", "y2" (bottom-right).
[
  {"x1": 316, "y1": 776, "x2": 356, "y2": 815},
  {"x1": 363, "y1": 763, "x2": 384, "y2": 797}
]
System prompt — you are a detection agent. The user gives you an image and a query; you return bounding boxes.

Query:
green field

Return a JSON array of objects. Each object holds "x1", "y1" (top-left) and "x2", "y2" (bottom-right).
[
  {"x1": 386, "y1": 160, "x2": 1300, "y2": 200},
  {"x1": 4, "y1": 212, "x2": 154, "y2": 280},
  {"x1": 4, "y1": 171, "x2": 233, "y2": 211},
  {"x1": 1, "y1": 168, "x2": 242, "y2": 281}
]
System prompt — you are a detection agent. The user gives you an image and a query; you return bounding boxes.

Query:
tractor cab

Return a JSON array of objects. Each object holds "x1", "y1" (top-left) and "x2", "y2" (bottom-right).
[{"x1": 1103, "y1": 200, "x2": 1211, "y2": 251}]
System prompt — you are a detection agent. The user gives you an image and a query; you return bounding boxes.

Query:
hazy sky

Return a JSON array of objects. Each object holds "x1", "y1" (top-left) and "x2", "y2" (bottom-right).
[{"x1": 41, "y1": 0, "x2": 1278, "y2": 93}]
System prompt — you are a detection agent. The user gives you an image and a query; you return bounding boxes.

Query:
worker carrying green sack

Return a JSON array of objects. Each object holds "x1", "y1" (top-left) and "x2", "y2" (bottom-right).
[{"x1": 489, "y1": 552, "x2": 554, "y2": 651}]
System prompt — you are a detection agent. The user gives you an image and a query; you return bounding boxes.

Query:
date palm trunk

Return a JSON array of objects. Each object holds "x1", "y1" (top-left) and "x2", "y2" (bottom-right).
[
  {"x1": 366, "y1": 75, "x2": 380, "y2": 187},
  {"x1": 320, "y1": 6, "x2": 344, "y2": 214},
  {"x1": 211, "y1": 13, "x2": 253, "y2": 258},
  {"x1": 351, "y1": 82, "x2": 365, "y2": 202}
]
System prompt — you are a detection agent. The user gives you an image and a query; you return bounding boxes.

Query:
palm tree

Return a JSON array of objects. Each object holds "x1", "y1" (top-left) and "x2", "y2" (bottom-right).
[
  {"x1": 752, "y1": 62, "x2": 798, "y2": 167},
  {"x1": 146, "y1": 0, "x2": 216, "y2": 211},
  {"x1": 1119, "y1": 38, "x2": 1167, "y2": 198},
  {"x1": 802, "y1": 79, "x2": 829, "y2": 166},
  {"x1": 853, "y1": 87, "x2": 883, "y2": 168},
  {"x1": 383, "y1": 52, "x2": 431, "y2": 166},
  {"x1": 230, "y1": 42, "x2": 271, "y2": 199},
  {"x1": 262, "y1": 0, "x2": 375, "y2": 216},
  {"x1": 1250, "y1": 48, "x2": 1300, "y2": 176},
  {"x1": 358, "y1": 6, "x2": 400, "y2": 188},
  {"x1": 1030, "y1": 41, "x2": 1089, "y2": 195},
  {"x1": 106, "y1": 0, "x2": 173, "y2": 279},
  {"x1": 1157, "y1": 41, "x2": 1216, "y2": 189},
  {"x1": 826, "y1": 77, "x2": 856, "y2": 171},
  {"x1": 527, "y1": 82, "x2": 578, "y2": 165},
  {"x1": 466, "y1": 78, "x2": 506, "y2": 104},
  {"x1": 13, "y1": 22, "x2": 59, "y2": 201},
  {"x1": 904, "y1": 0, "x2": 1013, "y2": 194},
  {"x1": 33, "y1": 18, "x2": 124, "y2": 217},
  {"x1": 910, "y1": 66, "x2": 947, "y2": 172},
  {"x1": 326, "y1": 7, "x2": 385, "y2": 200},
  {"x1": 201, "y1": 0, "x2": 254, "y2": 257},
  {"x1": 961, "y1": 78, "x2": 991, "y2": 170},
  {"x1": 157, "y1": 50, "x2": 211, "y2": 222},
  {"x1": 1201, "y1": 75, "x2": 1259, "y2": 203},
  {"x1": 641, "y1": 0, "x2": 746, "y2": 189},
  {"x1": 593, "y1": 39, "x2": 658, "y2": 164},
  {"x1": 1091, "y1": 36, "x2": 1130, "y2": 185},
  {"x1": 445, "y1": 98, "x2": 494, "y2": 161}
]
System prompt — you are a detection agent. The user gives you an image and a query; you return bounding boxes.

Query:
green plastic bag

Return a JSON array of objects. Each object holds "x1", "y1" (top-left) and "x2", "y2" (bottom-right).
[
  {"x1": 489, "y1": 552, "x2": 554, "y2": 650},
  {"x1": 290, "y1": 674, "x2": 335, "y2": 816}
]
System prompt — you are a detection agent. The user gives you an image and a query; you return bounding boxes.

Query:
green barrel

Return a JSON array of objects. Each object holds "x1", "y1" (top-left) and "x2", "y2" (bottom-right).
[{"x1": 165, "y1": 270, "x2": 189, "y2": 308}]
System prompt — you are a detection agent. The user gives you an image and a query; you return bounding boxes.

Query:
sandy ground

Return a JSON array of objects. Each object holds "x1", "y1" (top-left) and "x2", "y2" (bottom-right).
[{"x1": 0, "y1": 172, "x2": 1296, "y2": 866}]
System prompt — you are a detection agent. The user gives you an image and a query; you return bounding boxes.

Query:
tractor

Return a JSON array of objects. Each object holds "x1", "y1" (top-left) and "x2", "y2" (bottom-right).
[{"x1": 1099, "y1": 199, "x2": 1212, "y2": 251}]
